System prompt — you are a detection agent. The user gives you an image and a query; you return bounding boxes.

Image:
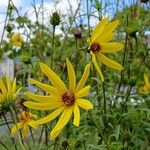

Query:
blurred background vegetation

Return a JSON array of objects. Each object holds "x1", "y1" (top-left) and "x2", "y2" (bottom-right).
[{"x1": 0, "y1": 0, "x2": 150, "y2": 149}]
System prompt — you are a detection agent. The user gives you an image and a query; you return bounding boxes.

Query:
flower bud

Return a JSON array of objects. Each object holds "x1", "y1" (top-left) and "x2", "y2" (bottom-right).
[{"x1": 50, "y1": 12, "x2": 60, "y2": 26}]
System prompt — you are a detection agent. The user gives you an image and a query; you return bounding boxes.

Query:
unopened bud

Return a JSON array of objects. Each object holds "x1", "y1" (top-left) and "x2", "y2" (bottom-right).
[{"x1": 50, "y1": 12, "x2": 60, "y2": 26}]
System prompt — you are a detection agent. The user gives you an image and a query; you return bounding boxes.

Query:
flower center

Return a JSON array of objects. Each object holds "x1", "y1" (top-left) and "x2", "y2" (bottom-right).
[
  {"x1": 90, "y1": 42, "x2": 101, "y2": 53},
  {"x1": 62, "y1": 91, "x2": 75, "y2": 106},
  {"x1": 21, "y1": 112, "x2": 30, "y2": 121}
]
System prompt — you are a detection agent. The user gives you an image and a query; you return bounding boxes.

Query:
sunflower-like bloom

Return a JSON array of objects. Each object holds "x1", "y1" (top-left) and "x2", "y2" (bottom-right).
[
  {"x1": 89, "y1": 17, "x2": 124, "y2": 81},
  {"x1": 0, "y1": 75, "x2": 21, "y2": 111},
  {"x1": 24, "y1": 58, "x2": 93, "y2": 140},
  {"x1": 11, "y1": 33, "x2": 23, "y2": 46},
  {"x1": 11, "y1": 111, "x2": 38, "y2": 138},
  {"x1": 138, "y1": 73, "x2": 150, "y2": 95}
]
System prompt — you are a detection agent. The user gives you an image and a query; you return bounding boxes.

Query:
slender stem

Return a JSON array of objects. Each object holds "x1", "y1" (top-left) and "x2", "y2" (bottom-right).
[
  {"x1": 75, "y1": 38, "x2": 78, "y2": 72},
  {"x1": 0, "y1": 140, "x2": 9, "y2": 150},
  {"x1": 121, "y1": 85, "x2": 132, "y2": 114},
  {"x1": 117, "y1": 15, "x2": 129, "y2": 92},
  {"x1": 0, "y1": 0, "x2": 10, "y2": 49},
  {"x1": 51, "y1": 25, "x2": 56, "y2": 69},
  {"x1": 2, "y1": 114, "x2": 18, "y2": 150},
  {"x1": 39, "y1": 125, "x2": 44, "y2": 145},
  {"x1": 102, "y1": 82, "x2": 107, "y2": 126},
  {"x1": 10, "y1": 107, "x2": 25, "y2": 150},
  {"x1": 86, "y1": 0, "x2": 90, "y2": 37},
  {"x1": 29, "y1": 127, "x2": 35, "y2": 145},
  {"x1": 45, "y1": 124, "x2": 48, "y2": 146}
]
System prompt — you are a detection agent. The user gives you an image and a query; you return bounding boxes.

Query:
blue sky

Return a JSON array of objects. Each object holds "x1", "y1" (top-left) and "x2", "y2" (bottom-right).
[{"x1": 0, "y1": 0, "x2": 143, "y2": 38}]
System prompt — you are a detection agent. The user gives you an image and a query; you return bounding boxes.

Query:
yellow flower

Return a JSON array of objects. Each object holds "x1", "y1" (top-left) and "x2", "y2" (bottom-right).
[
  {"x1": 11, "y1": 111, "x2": 38, "y2": 138},
  {"x1": 24, "y1": 58, "x2": 93, "y2": 140},
  {"x1": 138, "y1": 73, "x2": 150, "y2": 95},
  {"x1": 89, "y1": 17, "x2": 124, "y2": 81},
  {"x1": 0, "y1": 75, "x2": 21, "y2": 110},
  {"x1": 11, "y1": 33, "x2": 23, "y2": 46}
]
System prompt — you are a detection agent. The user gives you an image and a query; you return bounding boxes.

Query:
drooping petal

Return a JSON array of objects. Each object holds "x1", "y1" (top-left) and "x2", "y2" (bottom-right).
[
  {"x1": 66, "y1": 58, "x2": 76, "y2": 91},
  {"x1": 28, "y1": 78, "x2": 60, "y2": 95},
  {"x1": 0, "y1": 78, "x2": 7, "y2": 94},
  {"x1": 98, "y1": 53, "x2": 123, "y2": 70},
  {"x1": 144, "y1": 73, "x2": 150, "y2": 88},
  {"x1": 73, "y1": 104, "x2": 80, "y2": 127},
  {"x1": 24, "y1": 101, "x2": 62, "y2": 110},
  {"x1": 11, "y1": 122, "x2": 23, "y2": 136},
  {"x1": 39, "y1": 63, "x2": 67, "y2": 93},
  {"x1": 25, "y1": 92, "x2": 61, "y2": 102},
  {"x1": 36, "y1": 107, "x2": 65, "y2": 125},
  {"x1": 50, "y1": 107, "x2": 73, "y2": 139},
  {"x1": 75, "y1": 85, "x2": 90, "y2": 98},
  {"x1": 101, "y1": 42, "x2": 124, "y2": 53},
  {"x1": 50, "y1": 128, "x2": 63, "y2": 140},
  {"x1": 76, "y1": 98, "x2": 93, "y2": 110},
  {"x1": 91, "y1": 17, "x2": 109, "y2": 42},
  {"x1": 90, "y1": 51, "x2": 104, "y2": 82},
  {"x1": 22, "y1": 124, "x2": 29, "y2": 138},
  {"x1": 76, "y1": 63, "x2": 90, "y2": 91}
]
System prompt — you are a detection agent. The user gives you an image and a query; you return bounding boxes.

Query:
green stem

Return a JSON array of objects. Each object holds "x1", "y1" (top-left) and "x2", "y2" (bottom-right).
[
  {"x1": 75, "y1": 38, "x2": 78, "y2": 73},
  {"x1": 29, "y1": 127, "x2": 35, "y2": 145},
  {"x1": 0, "y1": 140, "x2": 9, "y2": 150},
  {"x1": 0, "y1": 0, "x2": 10, "y2": 49},
  {"x1": 9, "y1": 107, "x2": 25, "y2": 150},
  {"x1": 102, "y1": 82, "x2": 107, "y2": 126},
  {"x1": 2, "y1": 114, "x2": 18, "y2": 150},
  {"x1": 86, "y1": 0, "x2": 90, "y2": 37},
  {"x1": 51, "y1": 25, "x2": 56, "y2": 69},
  {"x1": 39, "y1": 125, "x2": 44, "y2": 145}
]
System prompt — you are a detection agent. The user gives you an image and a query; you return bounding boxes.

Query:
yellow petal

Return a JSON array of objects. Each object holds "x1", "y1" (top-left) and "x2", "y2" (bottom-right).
[
  {"x1": 28, "y1": 121, "x2": 38, "y2": 129},
  {"x1": 101, "y1": 42, "x2": 124, "y2": 53},
  {"x1": 6, "y1": 75, "x2": 12, "y2": 96},
  {"x1": 144, "y1": 73, "x2": 150, "y2": 88},
  {"x1": 50, "y1": 128, "x2": 63, "y2": 140},
  {"x1": 39, "y1": 62, "x2": 67, "y2": 93},
  {"x1": 24, "y1": 101, "x2": 62, "y2": 110},
  {"x1": 76, "y1": 98, "x2": 93, "y2": 110},
  {"x1": 50, "y1": 107, "x2": 73, "y2": 139},
  {"x1": 90, "y1": 51, "x2": 104, "y2": 82},
  {"x1": 28, "y1": 78, "x2": 60, "y2": 95},
  {"x1": 76, "y1": 63, "x2": 90, "y2": 91},
  {"x1": 36, "y1": 107, "x2": 65, "y2": 125},
  {"x1": 91, "y1": 17, "x2": 109, "y2": 42},
  {"x1": 100, "y1": 20, "x2": 119, "y2": 37},
  {"x1": 25, "y1": 92, "x2": 61, "y2": 102},
  {"x1": 98, "y1": 53, "x2": 123, "y2": 70},
  {"x1": 66, "y1": 58, "x2": 76, "y2": 91},
  {"x1": 0, "y1": 78, "x2": 7, "y2": 94},
  {"x1": 73, "y1": 104, "x2": 80, "y2": 127},
  {"x1": 12, "y1": 78, "x2": 16, "y2": 96},
  {"x1": 22, "y1": 124, "x2": 29, "y2": 138},
  {"x1": 75, "y1": 85, "x2": 90, "y2": 98},
  {"x1": 138, "y1": 86, "x2": 149, "y2": 95},
  {"x1": 11, "y1": 122, "x2": 23, "y2": 136},
  {"x1": 0, "y1": 93, "x2": 3, "y2": 102}
]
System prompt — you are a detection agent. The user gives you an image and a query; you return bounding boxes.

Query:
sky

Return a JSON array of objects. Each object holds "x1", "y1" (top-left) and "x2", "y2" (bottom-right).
[{"x1": 0, "y1": 0, "x2": 145, "y2": 39}]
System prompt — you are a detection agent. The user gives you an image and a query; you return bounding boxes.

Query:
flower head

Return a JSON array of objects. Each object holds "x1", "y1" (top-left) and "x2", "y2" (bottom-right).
[
  {"x1": 24, "y1": 58, "x2": 93, "y2": 140},
  {"x1": 138, "y1": 73, "x2": 150, "y2": 95},
  {"x1": 89, "y1": 17, "x2": 124, "y2": 81},
  {"x1": 0, "y1": 75, "x2": 21, "y2": 113},
  {"x1": 11, "y1": 33, "x2": 23, "y2": 46},
  {"x1": 11, "y1": 111, "x2": 38, "y2": 138}
]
